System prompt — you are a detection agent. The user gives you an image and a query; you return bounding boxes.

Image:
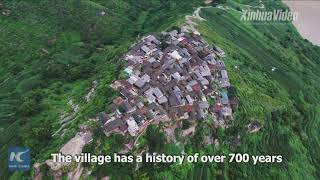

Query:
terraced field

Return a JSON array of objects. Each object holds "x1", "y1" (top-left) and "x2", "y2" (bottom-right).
[
  {"x1": 0, "y1": 0, "x2": 204, "y2": 178},
  {"x1": 192, "y1": 2, "x2": 320, "y2": 178}
]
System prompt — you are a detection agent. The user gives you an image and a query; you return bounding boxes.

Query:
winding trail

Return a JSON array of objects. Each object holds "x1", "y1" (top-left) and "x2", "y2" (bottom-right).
[
  {"x1": 182, "y1": 6, "x2": 210, "y2": 34},
  {"x1": 182, "y1": 0, "x2": 265, "y2": 34}
]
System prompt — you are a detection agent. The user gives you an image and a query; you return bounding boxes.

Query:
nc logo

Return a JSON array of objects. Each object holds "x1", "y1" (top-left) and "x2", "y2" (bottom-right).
[{"x1": 8, "y1": 147, "x2": 31, "y2": 171}]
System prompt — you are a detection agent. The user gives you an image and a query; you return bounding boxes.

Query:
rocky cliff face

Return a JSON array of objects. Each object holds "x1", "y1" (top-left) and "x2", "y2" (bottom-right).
[{"x1": 34, "y1": 125, "x2": 93, "y2": 180}]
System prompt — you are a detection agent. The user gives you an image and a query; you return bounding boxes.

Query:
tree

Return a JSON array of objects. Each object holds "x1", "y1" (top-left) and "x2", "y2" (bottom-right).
[
  {"x1": 18, "y1": 99, "x2": 38, "y2": 116},
  {"x1": 182, "y1": 120, "x2": 191, "y2": 130},
  {"x1": 145, "y1": 125, "x2": 166, "y2": 152},
  {"x1": 18, "y1": 90, "x2": 43, "y2": 117}
]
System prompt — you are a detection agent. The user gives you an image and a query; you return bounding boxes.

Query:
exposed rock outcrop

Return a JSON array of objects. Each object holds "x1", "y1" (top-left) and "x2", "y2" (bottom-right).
[{"x1": 35, "y1": 125, "x2": 93, "y2": 180}]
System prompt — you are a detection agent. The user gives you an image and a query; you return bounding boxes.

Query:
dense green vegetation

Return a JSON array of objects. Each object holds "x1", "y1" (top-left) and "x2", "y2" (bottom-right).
[
  {"x1": 1, "y1": 0, "x2": 320, "y2": 179},
  {"x1": 0, "y1": 0, "x2": 203, "y2": 178},
  {"x1": 92, "y1": 1, "x2": 320, "y2": 179},
  {"x1": 194, "y1": 1, "x2": 320, "y2": 179}
]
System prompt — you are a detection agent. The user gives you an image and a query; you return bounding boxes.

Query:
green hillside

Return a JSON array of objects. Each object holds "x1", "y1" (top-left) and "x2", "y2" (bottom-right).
[
  {"x1": 193, "y1": 1, "x2": 320, "y2": 179},
  {"x1": 1, "y1": 0, "x2": 320, "y2": 179},
  {"x1": 83, "y1": 1, "x2": 320, "y2": 179},
  {"x1": 0, "y1": 0, "x2": 203, "y2": 178}
]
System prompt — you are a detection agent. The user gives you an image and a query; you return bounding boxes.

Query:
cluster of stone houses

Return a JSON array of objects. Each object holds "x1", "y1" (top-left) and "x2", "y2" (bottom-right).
[{"x1": 99, "y1": 30, "x2": 235, "y2": 136}]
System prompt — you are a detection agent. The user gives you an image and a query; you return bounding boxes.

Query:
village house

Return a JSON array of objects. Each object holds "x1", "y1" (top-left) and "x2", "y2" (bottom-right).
[{"x1": 99, "y1": 30, "x2": 233, "y2": 136}]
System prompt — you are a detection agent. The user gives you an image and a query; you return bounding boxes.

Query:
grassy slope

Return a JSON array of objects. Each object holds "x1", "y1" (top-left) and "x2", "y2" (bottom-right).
[
  {"x1": 194, "y1": 1, "x2": 320, "y2": 179},
  {"x1": 0, "y1": 0, "x2": 203, "y2": 178}
]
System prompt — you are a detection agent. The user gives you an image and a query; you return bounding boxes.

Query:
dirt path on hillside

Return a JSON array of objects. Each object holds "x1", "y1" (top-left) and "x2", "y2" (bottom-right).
[{"x1": 182, "y1": 6, "x2": 210, "y2": 34}]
